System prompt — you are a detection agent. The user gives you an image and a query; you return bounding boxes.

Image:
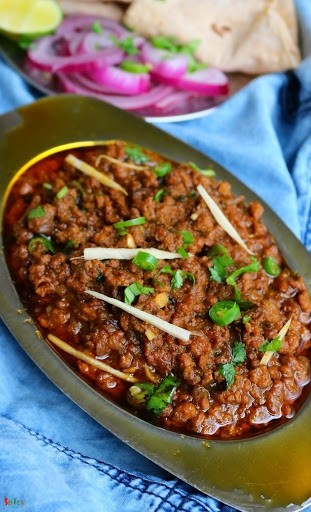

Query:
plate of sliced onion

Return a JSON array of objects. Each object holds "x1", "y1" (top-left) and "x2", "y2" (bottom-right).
[{"x1": 0, "y1": 14, "x2": 236, "y2": 122}]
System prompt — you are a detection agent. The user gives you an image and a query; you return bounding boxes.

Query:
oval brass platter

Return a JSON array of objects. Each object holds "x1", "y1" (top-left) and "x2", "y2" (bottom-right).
[{"x1": 0, "y1": 95, "x2": 310, "y2": 512}]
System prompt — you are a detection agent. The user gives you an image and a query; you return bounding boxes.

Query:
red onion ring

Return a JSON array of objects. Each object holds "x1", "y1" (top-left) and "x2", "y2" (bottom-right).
[
  {"x1": 156, "y1": 67, "x2": 229, "y2": 96},
  {"x1": 28, "y1": 34, "x2": 124, "y2": 73},
  {"x1": 87, "y1": 65, "x2": 151, "y2": 95},
  {"x1": 56, "y1": 72, "x2": 174, "y2": 110}
]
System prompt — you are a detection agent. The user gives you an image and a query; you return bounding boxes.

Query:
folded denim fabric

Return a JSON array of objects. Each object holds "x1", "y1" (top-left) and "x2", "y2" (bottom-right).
[{"x1": 0, "y1": 1, "x2": 310, "y2": 511}]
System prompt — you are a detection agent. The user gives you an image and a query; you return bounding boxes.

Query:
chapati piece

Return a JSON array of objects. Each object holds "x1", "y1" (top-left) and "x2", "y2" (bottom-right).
[{"x1": 123, "y1": 0, "x2": 300, "y2": 74}]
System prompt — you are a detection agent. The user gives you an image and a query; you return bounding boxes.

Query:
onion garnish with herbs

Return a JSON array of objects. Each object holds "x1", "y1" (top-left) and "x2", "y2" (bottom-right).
[{"x1": 24, "y1": 15, "x2": 230, "y2": 116}]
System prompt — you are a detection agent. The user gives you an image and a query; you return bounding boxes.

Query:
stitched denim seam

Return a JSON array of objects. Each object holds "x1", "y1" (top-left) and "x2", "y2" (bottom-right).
[
  {"x1": 152, "y1": 483, "x2": 178, "y2": 512},
  {"x1": 2, "y1": 416, "x2": 216, "y2": 511}
]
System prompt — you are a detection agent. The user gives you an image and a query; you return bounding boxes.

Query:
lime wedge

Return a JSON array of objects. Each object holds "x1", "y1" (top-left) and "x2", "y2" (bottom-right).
[{"x1": 0, "y1": 0, "x2": 62, "y2": 38}]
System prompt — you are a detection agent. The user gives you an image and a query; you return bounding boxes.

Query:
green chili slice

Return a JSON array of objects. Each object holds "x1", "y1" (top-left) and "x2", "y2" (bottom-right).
[
  {"x1": 132, "y1": 251, "x2": 158, "y2": 271},
  {"x1": 263, "y1": 256, "x2": 281, "y2": 277},
  {"x1": 208, "y1": 244, "x2": 229, "y2": 257},
  {"x1": 226, "y1": 257, "x2": 260, "y2": 300},
  {"x1": 114, "y1": 216, "x2": 146, "y2": 235},
  {"x1": 209, "y1": 301, "x2": 240, "y2": 326},
  {"x1": 188, "y1": 161, "x2": 215, "y2": 177},
  {"x1": 28, "y1": 235, "x2": 55, "y2": 254}
]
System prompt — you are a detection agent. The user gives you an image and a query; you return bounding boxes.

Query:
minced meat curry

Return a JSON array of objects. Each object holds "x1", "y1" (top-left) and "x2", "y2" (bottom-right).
[{"x1": 3, "y1": 140, "x2": 311, "y2": 439}]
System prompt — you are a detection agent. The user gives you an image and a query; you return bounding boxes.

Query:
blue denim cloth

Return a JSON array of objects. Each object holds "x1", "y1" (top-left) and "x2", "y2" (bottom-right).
[{"x1": 0, "y1": 0, "x2": 311, "y2": 510}]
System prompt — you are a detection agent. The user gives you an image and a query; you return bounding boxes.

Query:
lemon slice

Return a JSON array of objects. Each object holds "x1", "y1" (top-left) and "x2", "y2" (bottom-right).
[{"x1": 0, "y1": 0, "x2": 62, "y2": 38}]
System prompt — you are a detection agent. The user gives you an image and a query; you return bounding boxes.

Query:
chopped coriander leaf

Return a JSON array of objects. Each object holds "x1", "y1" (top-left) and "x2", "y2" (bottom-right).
[
  {"x1": 189, "y1": 191, "x2": 197, "y2": 199},
  {"x1": 179, "y1": 230, "x2": 194, "y2": 247},
  {"x1": 189, "y1": 161, "x2": 215, "y2": 177},
  {"x1": 153, "y1": 162, "x2": 172, "y2": 178},
  {"x1": 56, "y1": 186, "x2": 68, "y2": 199},
  {"x1": 209, "y1": 253, "x2": 233, "y2": 282},
  {"x1": 128, "y1": 382, "x2": 155, "y2": 407},
  {"x1": 27, "y1": 206, "x2": 46, "y2": 219},
  {"x1": 153, "y1": 189, "x2": 165, "y2": 202},
  {"x1": 159, "y1": 266, "x2": 195, "y2": 289},
  {"x1": 258, "y1": 337, "x2": 282, "y2": 353},
  {"x1": 218, "y1": 341, "x2": 246, "y2": 388},
  {"x1": 171, "y1": 269, "x2": 184, "y2": 290},
  {"x1": 91, "y1": 20, "x2": 103, "y2": 34},
  {"x1": 159, "y1": 264, "x2": 174, "y2": 275},
  {"x1": 232, "y1": 341, "x2": 246, "y2": 365},
  {"x1": 209, "y1": 301, "x2": 240, "y2": 326},
  {"x1": 111, "y1": 35, "x2": 139, "y2": 55},
  {"x1": 263, "y1": 256, "x2": 281, "y2": 277},
  {"x1": 176, "y1": 246, "x2": 189, "y2": 259},
  {"x1": 146, "y1": 375, "x2": 179, "y2": 415},
  {"x1": 218, "y1": 363, "x2": 235, "y2": 389},
  {"x1": 132, "y1": 251, "x2": 158, "y2": 271},
  {"x1": 124, "y1": 282, "x2": 155, "y2": 305},
  {"x1": 114, "y1": 216, "x2": 146, "y2": 235},
  {"x1": 28, "y1": 235, "x2": 55, "y2": 254},
  {"x1": 120, "y1": 60, "x2": 150, "y2": 73},
  {"x1": 43, "y1": 182, "x2": 52, "y2": 190},
  {"x1": 125, "y1": 146, "x2": 150, "y2": 164}
]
